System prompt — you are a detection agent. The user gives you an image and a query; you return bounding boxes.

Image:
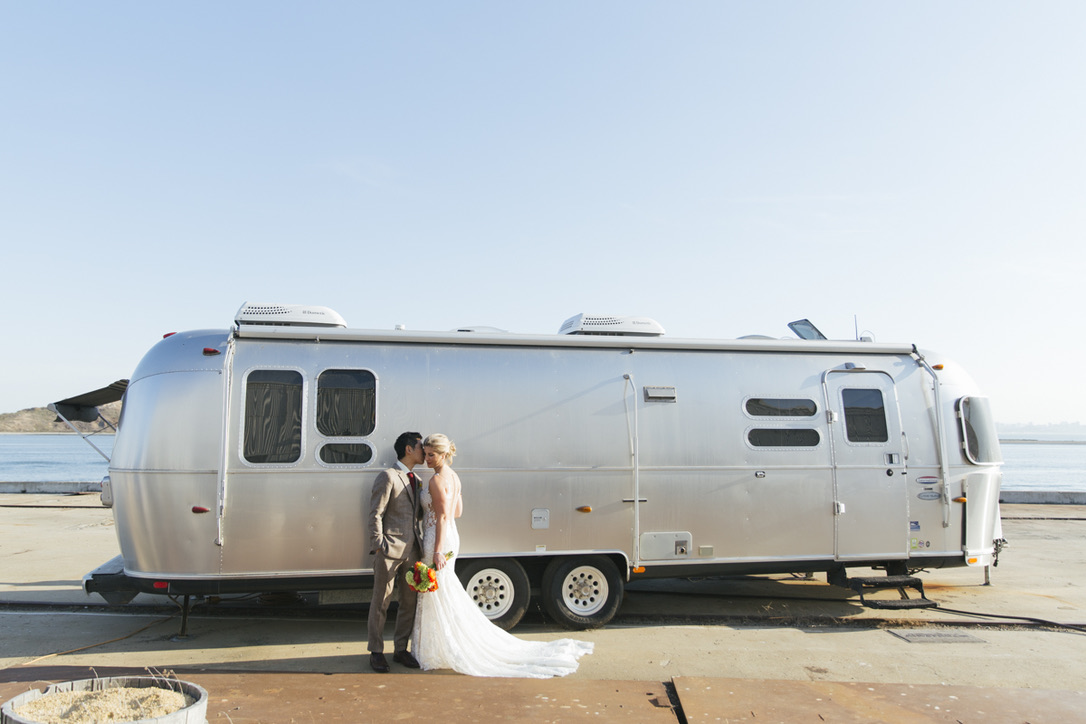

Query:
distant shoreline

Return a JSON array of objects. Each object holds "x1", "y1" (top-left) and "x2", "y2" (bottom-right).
[
  {"x1": 0, "y1": 431, "x2": 115, "y2": 436},
  {"x1": 999, "y1": 438, "x2": 1086, "y2": 445}
]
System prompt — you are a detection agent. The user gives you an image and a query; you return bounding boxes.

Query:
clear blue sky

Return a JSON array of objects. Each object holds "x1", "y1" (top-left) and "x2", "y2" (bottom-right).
[{"x1": 1, "y1": 3, "x2": 1083, "y2": 424}]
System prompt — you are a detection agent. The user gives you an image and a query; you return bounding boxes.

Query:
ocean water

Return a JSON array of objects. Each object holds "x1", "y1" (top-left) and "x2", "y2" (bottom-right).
[
  {"x1": 0, "y1": 434, "x2": 114, "y2": 483},
  {"x1": 0, "y1": 433, "x2": 1082, "y2": 491},
  {"x1": 999, "y1": 438, "x2": 1086, "y2": 492}
]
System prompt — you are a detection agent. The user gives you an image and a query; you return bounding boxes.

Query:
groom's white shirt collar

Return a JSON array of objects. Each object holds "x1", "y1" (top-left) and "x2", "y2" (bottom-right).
[{"x1": 395, "y1": 461, "x2": 411, "y2": 474}]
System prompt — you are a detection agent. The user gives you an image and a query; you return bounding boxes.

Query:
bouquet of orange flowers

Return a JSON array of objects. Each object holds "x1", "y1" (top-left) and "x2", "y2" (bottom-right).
[
  {"x1": 406, "y1": 561, "x2": 437, "y2": 593},
  {"x1": 405, "y1": 552, "x2": 453, "y2": 594}
]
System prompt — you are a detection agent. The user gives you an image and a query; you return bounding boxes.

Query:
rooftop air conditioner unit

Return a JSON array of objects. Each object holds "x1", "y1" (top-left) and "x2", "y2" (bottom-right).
[
  {"x1": 235, "y1": 303, "x2": 347, "y2": 328},
  {"x1": 558, "y1": 314, "x2": 665, "y2": 337}
]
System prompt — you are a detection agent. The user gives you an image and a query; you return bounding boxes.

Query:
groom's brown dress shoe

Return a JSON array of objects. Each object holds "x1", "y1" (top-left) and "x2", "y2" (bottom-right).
[
  {"x1": 393, "y1": 650, "x2": 420, "y2": 669},
  {"x1": 370, "y1": 652, "x2": 390, "y2": 673}
]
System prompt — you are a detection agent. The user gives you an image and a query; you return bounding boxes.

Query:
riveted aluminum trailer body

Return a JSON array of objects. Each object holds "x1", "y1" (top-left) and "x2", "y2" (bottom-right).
[{"x1": 90, "y1": 310, "x2": 1003, "y2": 629}]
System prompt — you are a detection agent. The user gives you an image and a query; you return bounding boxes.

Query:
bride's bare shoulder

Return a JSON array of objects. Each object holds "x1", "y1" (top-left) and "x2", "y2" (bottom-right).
[{"x1": 432, "y1": 470, "x2": 454, "y2": 493}]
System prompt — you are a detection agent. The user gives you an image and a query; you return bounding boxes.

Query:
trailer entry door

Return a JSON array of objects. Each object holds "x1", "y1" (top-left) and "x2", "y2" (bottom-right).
[{"x1": 825, "y1": 372, "x2": 908, "y2": 561}]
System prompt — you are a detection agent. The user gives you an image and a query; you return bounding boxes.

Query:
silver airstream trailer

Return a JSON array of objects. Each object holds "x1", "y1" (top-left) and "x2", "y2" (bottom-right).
[{"x1": 68, "y1": 303, "x2": 1004, "y2": 630}]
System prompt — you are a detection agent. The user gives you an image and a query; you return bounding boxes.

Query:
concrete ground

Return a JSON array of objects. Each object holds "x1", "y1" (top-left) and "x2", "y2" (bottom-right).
[{"x1": 1, "y1": 494, "x2": 1084, "y2": 722}]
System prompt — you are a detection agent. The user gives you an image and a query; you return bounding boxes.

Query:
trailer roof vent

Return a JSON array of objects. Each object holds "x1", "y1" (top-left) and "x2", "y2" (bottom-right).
[
  {"x1": 454, "y1": 326, "x2": 509, "y2": 334},
  {"x1": 235, "y1": 303, "x2": 347, "y2": 328},
  {"x1": 558, "y1": 314, "x2": 665, "y2": 337}
]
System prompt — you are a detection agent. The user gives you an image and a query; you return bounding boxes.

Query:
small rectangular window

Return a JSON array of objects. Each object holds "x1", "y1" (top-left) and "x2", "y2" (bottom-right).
[
  {"x1": 319, "y1": 443, "x2": 374, "y2": 465},
  {"x1": 746, "y1": 398, "x2": 817, "y2": 417},
  {"x1": 748, "y1": 428, "x2": 821, "y2": 447},
  {"x1": 317, "y1": 369, "x2": 376, "y2": 437},
  {"x1": 244, "y1": 370, "x2": 303, "y2": 463},
  {"x1": 959, "y1": 396, "x2": 1003, "y2": 464},
  {"x1": 842, "y1": 388, "x2": 888, "y2": 443}
]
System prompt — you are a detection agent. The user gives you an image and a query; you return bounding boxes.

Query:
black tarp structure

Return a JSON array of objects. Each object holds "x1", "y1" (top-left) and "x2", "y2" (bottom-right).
[
  {"x1": 47, "y1": 380, "x2": 129, "y2": 461},
  {"x1": 48, "y1": 380, "x2": 129, "y2": 423}
]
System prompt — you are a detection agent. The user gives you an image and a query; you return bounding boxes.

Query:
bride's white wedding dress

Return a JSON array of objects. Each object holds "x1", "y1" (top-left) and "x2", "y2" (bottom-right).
[{"x1": 412, "y1": 469, "x2": 594, "y2": 678}]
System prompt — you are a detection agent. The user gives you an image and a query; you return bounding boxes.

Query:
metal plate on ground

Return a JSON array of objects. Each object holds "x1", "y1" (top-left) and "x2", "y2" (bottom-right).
[{"x1": 889, "y1": 629, "x2": 986, "y2": 644}]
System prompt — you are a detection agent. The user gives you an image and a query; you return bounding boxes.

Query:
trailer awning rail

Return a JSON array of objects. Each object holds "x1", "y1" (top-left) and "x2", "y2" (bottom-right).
[{"x1": 236, "y1": 324, "x2": 917, "y2": 355}]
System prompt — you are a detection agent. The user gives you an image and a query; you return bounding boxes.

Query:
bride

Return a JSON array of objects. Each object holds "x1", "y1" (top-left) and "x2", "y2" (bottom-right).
[{"x1": 411, "y1": 433, "x2": 594, "y2": 677}]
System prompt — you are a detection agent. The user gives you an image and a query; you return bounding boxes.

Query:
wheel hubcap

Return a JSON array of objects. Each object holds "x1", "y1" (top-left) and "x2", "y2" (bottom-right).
[
  {"x1": 561, "y1": 566, "x2": 608, "y2": 616},
  {"x1": 468, "y1": 569, "x2": 513, "y2": 618}
]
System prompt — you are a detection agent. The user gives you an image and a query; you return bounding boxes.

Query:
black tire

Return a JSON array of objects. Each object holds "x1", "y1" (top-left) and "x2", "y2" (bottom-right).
[
  {"x1": 456, "y1": 558, "x2": 531, "y2": 631},
  {"x1": 541, "y1": 555, "x2": 623, "y2": 630}
]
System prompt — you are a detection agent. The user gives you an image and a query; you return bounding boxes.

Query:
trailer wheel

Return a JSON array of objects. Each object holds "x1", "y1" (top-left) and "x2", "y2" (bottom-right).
[
  {"x1": 541, "y1": 556, "x2": 623, "y2": 630},
  {"x1": 457, "y1": 558, "x2": 530, "y2": 630}
]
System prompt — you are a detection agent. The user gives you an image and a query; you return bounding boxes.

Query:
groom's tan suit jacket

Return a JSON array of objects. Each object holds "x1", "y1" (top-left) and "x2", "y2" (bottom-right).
[{"x1": 369, "y1": 466, "x2": 423, "y2": 560}]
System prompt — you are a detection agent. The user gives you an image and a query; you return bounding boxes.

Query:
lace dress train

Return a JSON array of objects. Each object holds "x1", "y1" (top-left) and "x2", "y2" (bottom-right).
[{"x1": 412, "y1": 478, "x2": 594, "y2": 678}]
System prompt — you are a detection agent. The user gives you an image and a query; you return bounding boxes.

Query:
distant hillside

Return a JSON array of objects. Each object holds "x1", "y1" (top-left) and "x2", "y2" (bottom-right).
[{"x1": 0, "y1": 402, "x2": 122, "y2": 433}]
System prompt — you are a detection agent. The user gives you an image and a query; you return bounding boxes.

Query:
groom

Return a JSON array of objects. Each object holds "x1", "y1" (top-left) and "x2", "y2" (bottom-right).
[{"x1": 366, "y1": 431, "x2": 425, "y2": 673}]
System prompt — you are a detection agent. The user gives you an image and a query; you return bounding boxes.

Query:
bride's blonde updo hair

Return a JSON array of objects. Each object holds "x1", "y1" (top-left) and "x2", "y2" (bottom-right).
[{"x1": 423, "y1": 433, "x2": 456, "y2": 460}]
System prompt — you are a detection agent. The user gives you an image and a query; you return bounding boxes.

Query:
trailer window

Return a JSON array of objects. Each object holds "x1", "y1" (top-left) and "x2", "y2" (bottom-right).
[
  {"x1": 958, "y1": 396, "x2": 1003, "y2": 465},
  {"x1": 319, "y1": 443, "x2": 374, "y2": 465},
  {"x1": 243, "y1": 370, "x2": 303, "y2": 464},
  {"x1": 746, "y1": 398, "x2": 817, "y2": 417},
  {"x1": 748, "y1": 428, "x2": 821, "y2": 447},
  {"x1": 317, "y1": 369, "x2": 376, "y2": 437},
  {"x1": 841, "y1": 388, "x2": 888, "y2": 443}
]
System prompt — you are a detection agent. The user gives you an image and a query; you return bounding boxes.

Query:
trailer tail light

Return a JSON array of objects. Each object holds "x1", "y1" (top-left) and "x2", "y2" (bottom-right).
[
  {"x1": 203, "y1": 348, "x2": 221, "y2": 356},
  {"x1": 153, "y1": 581, "x2": 169, "y2": 590},
  {"x1": 163, "y1": 332, "x2": 176, "y2": 338},
  {"x1": 192, "y1": 506, "x2": 210, "y2": 514}
]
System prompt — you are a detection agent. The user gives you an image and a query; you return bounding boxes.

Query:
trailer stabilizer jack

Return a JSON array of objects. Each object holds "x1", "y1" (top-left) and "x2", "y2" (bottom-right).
[{"x1": 848, "y1": 575, "x2": 938, "y2": 610}]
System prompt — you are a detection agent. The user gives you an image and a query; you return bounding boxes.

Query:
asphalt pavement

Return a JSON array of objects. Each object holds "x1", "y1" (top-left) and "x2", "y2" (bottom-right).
[{"x1": 1, "y1": 494, "x2": 1084, "y2": 722}]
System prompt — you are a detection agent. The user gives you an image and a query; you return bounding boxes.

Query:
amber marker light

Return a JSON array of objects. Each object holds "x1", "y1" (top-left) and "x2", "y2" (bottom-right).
[
  {"x1": 576, "y1": 506, "x2": 593, "y2": 513},
  {"x1": 953, "y1": 497, "x2": 967, "y2": 503},
  {"x1": 967, "y1": 557, "x2": 978, "y2": 564},
  {"x1": 932, "y1": 364, "x2": 945, "y2": 370},
  {"x1": 632, "y1": 566, "x2": 646, "y2": 573}
]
